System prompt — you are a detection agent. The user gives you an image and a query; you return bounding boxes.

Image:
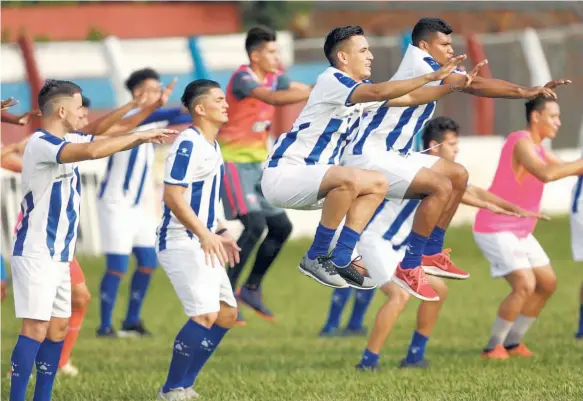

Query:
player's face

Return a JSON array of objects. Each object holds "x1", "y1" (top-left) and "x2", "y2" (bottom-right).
[
  {"x1": 134, "y1": 79, "x2": 162, "y2": 105},
  {"x1": 198, "y1": 88, "x2": 229, "y2": 125},
  {"x1": 420, "y1": 32, "x2": 454, "y2": 66},
  {"x1": 434, "y1": 131, "x2": 459, "y2": 162},
  {"x1": 78, "y1": 106, "x2": 90, "y2": 129},
  {"x1": 339, "y1": 35, "x2": 373, "y2": 80},
  {"x1": 58, "y1": 93, "x2": 84, "y2": 132},
  {"x1": 534, "y1": 101, "x2": 561, "y2": 139},
  {"x1": 253, "y1": 41, "x2": 281, "y2": 73}
]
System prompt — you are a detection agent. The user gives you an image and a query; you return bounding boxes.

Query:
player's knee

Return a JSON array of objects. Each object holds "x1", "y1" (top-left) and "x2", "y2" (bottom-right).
[
  {"x1": 433, "y1": 174, "x2": 453, "y2": 201},
  {"x1": 21, "y1": 319, "x2": 51, "y2": 342},
  {"x1": 217, "y1": 306, "x2": 238, "y2": 328},
  {"x1": 106, "y1": 254, "x2": 130, "y2": 276},
  {"x1": 537, "y1": 273, "x2": 557, "y2": 297},
  {"x1": 192, "y1": 312, "x2": 218, "y2": 328},
  {"x1": 359, "y1": 170, "x2": 388, "y2": 196},
  {"x1": 72, "y1": 286, "x2": 91, "y2": 309},
  {"x1": 429, "y1": 277, "x2": 448, "y2": 301},
  {"x1": 47, "y1": 318, "x2": 69, "y2": 341},
  {"x1": 243, "y1": 212, "x2": 267, "y2": 241},
  {"x1": 512, "y1": 278, "x2": 536, "y2": 298},
  {"x1": 337, "y1": 169, "x2": 361, "y2": 196},
  {"x1": 267, "y1": 213, "x2": 293, "y2": 244},
  {"x1": 133, "y1": 247, "x2": 158, "y2": 269},
  {"x1": 449, "y1": 162, "x2": 469, "y2": 190}
]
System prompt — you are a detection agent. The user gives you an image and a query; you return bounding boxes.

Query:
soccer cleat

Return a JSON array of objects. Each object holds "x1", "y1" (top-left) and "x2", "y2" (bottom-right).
[
  {"x1": 58, "y1": 360, "x2": 79, "y2": 377},
  {"x1": 234, "y1": 310, "x2": 246, "y2": 327},
  {"x1": 505, "y1": 343, "x2": 533, "y2": 357},
  {"x1": 481, "y1": 344, "x2": 509, "y2": 360},
  {"x1": 399, "y1": 358, "x2": 430, "y2": 369},
  {"x1": 118, "y1": 321, "x2": 153, "y2": 338},
  {"x1": 319, "y1": 325, "x2": 340, "y2": 337},
  {"x1": 422, "y1": 249, "x2": 470, "y2": 279},
  {"x1": 238, "y1": 286, "x2": 275, "y2": 322},
  {"x1": 576, "y1": 332, "x2": 583, "y2": 340},
  {"x1": 96, "y1": 327, "x2": 117, "y2": 338},
  {"x1": 157, "y1": 387, "x2": 188, "y2": 401},
  {"x1": 183, "y1": 387, "x2": 200, "y2": 399},
  {"x1": 298, "y1": 253, "x2": 348, "y2": 288},
  {"x1": 341, "y1": 326, "x2": 368, "y2": 337},
  {"x1": 392, "y1": 265, "x2": 440, "y2": 301},
  {"x1": 355, "y1": 363, "x2": 379, "y2": 372}
]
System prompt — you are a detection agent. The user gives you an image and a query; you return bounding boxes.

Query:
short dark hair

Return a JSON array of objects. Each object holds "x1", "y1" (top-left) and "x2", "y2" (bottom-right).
[
  {"x1": 38, "y1": 79, "x2": 82, "y2": 114},
  {"x1": 324, "y1": 25, "x2": 364, "y2": 66},
  {"x1": 181, "y1": 79, "x2": 221, "y2": 113},
  {"x1": 525, "y1": 96, "x2": 556, "y2": 124},
  {"x1": 422, "y1": 116, "x2": 459, "y2": 150},
  {"x1": 81, "y1": 95, "x2": 91, "y2": 108},
  {"x1": 125, "y1": 68, "x2": 160, "y2": 92},
  {"x1": 245, "y1": 26, "x2": 276, "y2": 55},
  {"x1": 412, "y1": 18, "x2": 453, "y2": 47}
]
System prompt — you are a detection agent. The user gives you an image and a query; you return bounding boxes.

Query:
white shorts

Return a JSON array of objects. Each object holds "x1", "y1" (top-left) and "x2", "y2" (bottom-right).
[
  {"x1": 570, "y1": 212, "x2": 583, "y2": 261},
  {"x1": 97, "y1": 199, "x2": 157, "y2": 254},
  {"x1": 473, "y1": 232, "x2": 550, "y2": 278},
  {"x1": 342, "y1": 151, "x2": 439, "y2": 201},
  {"x1": 261, "y1": 164, "x2": 331, "y2": 210},
  {"x1": 11, "y1": 256, "x2": 71, "y2": 321},
  {"x1": 157, "y1": 240, "x2": 237, "y2": 317}
]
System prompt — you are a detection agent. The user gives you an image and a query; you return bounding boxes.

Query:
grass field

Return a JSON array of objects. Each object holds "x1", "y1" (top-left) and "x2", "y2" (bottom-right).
[{"x1": 1, "y1": 216, "x2": 582, "y2": 401}]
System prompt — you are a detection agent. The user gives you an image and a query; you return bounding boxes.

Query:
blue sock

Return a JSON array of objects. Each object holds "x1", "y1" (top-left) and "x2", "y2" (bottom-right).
[
  {"x1": 359, "y1": 348, "x2": 379, "y2": 367},
  {"x1": 124, "y1": 270, "x2": 152, "y2": 326},
  {"x1": 307, "y1": 223, "x2": 336, "y2": 259},
  {"x1": 100, "y1": 272, "x2": 122, "y2": 330},
  {"x1": 163, "y1": 320, "x2": 210, "y2": 393},
  {"x1": 401, "y1": 232, "x2": 428, "y2": 269},
  {"x1": 331, "y1": 226, "x2": 360, "y2": 267},
  {"x1": 181, "y1": 324, "x2": 229, "y2": 388},
  {"x1": 424, "y1": 227, "x2": 445, "y2": 256},
  {"x1": 32, "y1": 338, "x2": 64, "y2": 401},
  {"x1": 578, "y1": 305, "x2": 583, "y2": 335},
  {"x1": 405, "y1": 331, "x2": 429, "y2": 363},
  {"x1": 347, "y1": 289, "x2": 375, "y2": 330},
  {"x1": 10, "y1": 335, "x2": 41, "y2": 401},
  {"x1": 323, "y1": 288, "x2": 352, "y2": 330}
]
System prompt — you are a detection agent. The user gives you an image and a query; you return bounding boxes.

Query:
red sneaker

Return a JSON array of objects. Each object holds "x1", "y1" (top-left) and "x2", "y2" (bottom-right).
[
  {"x1": 392, "y1": 265, "x2": 440, "y2": 301},
  {"x1": 481, "y1": 344, "x2": 509, "y2": 360},
  {"x1": 506, "y1": 343, "x2": 533, "y2": 358},
  {"x1": 422, "y1": 249, "x2": 470, "y2": 280}
]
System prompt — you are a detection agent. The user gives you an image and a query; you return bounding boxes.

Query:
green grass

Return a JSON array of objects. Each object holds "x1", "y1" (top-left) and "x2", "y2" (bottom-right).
[{"x1": 2, "y1": 216, "x2": 583, "y2": 401}]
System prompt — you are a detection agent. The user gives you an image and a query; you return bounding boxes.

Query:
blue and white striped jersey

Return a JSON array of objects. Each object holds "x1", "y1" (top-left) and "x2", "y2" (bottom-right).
[
  {"x1": 13, "y1": 130, "x2": 93, "y2": 262},
  {"x1": 365, "y1": 199, "x2": 421, "y2": 251},
  {"x1": 346, "y1": 45, "x2": 463, "y2": 156},
  {"x1": 265, "y1": 67, "x2": 365, "y2": 168},
  {"x1": 156, "y1": 127, "x2": 224, "y2": 251},
  {"x1": 98, "y1": 107, "x2": 192, "y2": 206}
]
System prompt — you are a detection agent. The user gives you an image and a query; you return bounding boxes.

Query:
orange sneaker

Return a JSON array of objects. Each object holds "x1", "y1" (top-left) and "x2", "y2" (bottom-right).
[
  {"x1": 506, "y1": 343, "x2": 533, "y2": 358},
  {"x1": 422, "y1": 249, "x2": 470, "y2": 280},
  {"x1": 392, "y1": 265, "x2": 439, "y2": 301},
  {"x1": 481, "y1": 344, "x2": 509, "y2": 360}
]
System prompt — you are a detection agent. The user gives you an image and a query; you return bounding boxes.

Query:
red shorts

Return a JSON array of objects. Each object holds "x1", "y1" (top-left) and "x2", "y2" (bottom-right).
[{"x1": 15, "y1": 212, "x2": 85, "y2": 285}]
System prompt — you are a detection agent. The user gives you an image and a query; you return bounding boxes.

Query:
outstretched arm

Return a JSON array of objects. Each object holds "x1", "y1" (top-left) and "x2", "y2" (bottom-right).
[
  {"x1": 464, "y1": 184, "x2": 549, "y2": 219},
  {"x1": 515, "y1": 138, "x2": 583, "y2": 183},
  {"x1": 349, "y1": 55, "x2": 467, "y2": 104}
]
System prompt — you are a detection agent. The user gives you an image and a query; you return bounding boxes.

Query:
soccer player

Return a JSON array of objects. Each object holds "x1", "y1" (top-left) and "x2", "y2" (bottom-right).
[
  {"x1": 156, "y1": 79, "x2": 239, "y2": 400},
  {"x1": 342, "y1": 17, "x2": 570, "y2": 301},
  {"x1": 348, "y1": 116, "x2": 544, "y2": 370},
  {"x1": 9, "y1": 79, "x2": 174, "y2": 401},
  {"x1": 571, "y1": 177, "x2": 583, "y2": 339},
  {"x1": 261, "y1": 25, "x2": 466, "y2": 290},
  {"x1": 96, "y1": 68, "x2": 190, "y2": 338},
  {"x1": 475, "y1": 95, "x2": 579, "y2": 359},
  {"x1": 320, "y1": 286, "x2": 376, "y2": 337},
  {"x1": 218, "y1": 26, "x2": 311, "y2": 323}
]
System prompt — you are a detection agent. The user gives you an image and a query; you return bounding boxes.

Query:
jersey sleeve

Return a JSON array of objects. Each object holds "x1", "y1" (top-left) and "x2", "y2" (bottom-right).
[
  {"x1": 420, "y1": 56, "x2": 466, "y2": 84},
  {"x1": 32, "y1": 134, "x2": 69, "y2": 164},
  {"x1": 164, "y1": 138, "x2": 196, "y2": 187},
  {"x1": 275, "y1": 74, "x2": 291, "y2": 91},
  {"x1": 321, "y1": 71, "x2": 362, "y2": 106},
  {"x1": 231, "y1": 71, "x2": 261, "y2": 100},
  {"x1": 66, "y1": 132, "x2": 94, "y2": 144}
]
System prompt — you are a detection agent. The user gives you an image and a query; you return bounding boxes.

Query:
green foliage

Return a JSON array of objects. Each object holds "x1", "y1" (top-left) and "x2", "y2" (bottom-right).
[
  {"x1": 86, "y1": 26, "x2": 107, "y2": 42},
  {"x1": 241, "y1": 1, "x2": 313, "y2": 31}
]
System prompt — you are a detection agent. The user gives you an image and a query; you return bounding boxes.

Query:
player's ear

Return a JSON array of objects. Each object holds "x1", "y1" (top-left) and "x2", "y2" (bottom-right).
[
  {"x1": 429, "y1": 139, "x2": 439, "y2": 149},
  {"x1": 417, "y1": 40, "x2": 429, "y2": 52},
  {"x1": 194, "y1": 103, "x2": 205, "y2": 117}
]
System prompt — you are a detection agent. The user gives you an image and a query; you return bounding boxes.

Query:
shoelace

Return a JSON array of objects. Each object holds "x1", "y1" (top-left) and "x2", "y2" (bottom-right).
[
  {"x1": 434, "y1": 248, "x2": 453, "y2": 270},
  {"x1": 317, "y1": 256, "x2": 338, "y2": 275},
  {"x1": 411, "y1": 267, "x2": 429, "y2": 287}
]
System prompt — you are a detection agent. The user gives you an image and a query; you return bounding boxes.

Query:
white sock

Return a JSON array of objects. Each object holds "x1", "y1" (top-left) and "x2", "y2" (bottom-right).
[
  {"x1": 504, "y1": 314, "x2": 536, "y2": 347},
  {"x1": 486, "y1": 317, "x2": 514, "y2": 350}
]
